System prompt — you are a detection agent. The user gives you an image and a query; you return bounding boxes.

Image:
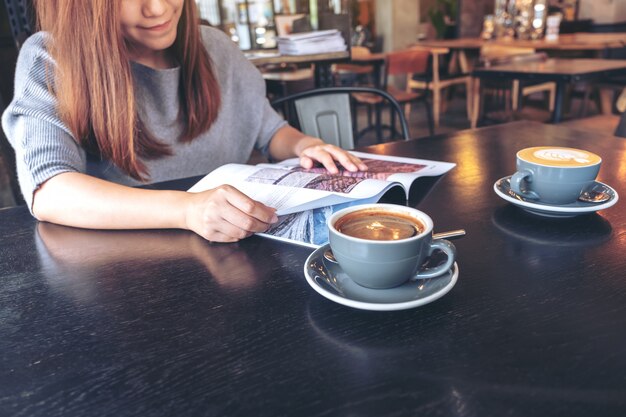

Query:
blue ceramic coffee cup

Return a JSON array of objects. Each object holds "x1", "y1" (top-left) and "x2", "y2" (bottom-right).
[
  {"x1": 510, "y1": 146, "x2": 601, "y2": 205},
  {"x1": 327, "y1": 204, "x2": 456, "y2": 289}
]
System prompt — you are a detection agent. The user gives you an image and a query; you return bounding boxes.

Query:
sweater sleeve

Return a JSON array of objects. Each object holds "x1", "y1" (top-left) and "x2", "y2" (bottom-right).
[{"x1": 1, "y1": 33, "x2": 86, "y2": 212}]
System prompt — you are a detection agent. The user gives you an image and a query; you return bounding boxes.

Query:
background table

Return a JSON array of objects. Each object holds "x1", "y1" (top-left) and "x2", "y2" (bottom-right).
[
  {"x1": 472, "y1": 58, "x2": 626, "y2": 124},
  {"x1": 417, "y1": 33, "x2": 626, "y2": 53},
  {"x1": 417, "y1": 33, "x2": 626, "y2": 73},
  {"x1": 246, "y1": 50, "x2": 350, "y2": 87},
  {"x1": 1, "y1": 122, "x2": 626, "y2": 416}
]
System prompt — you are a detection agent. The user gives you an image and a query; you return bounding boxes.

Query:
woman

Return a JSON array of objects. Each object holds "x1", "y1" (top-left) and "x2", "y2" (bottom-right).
[{"x1": 1, "y1": 0, "x2": 366, "y2": 242}]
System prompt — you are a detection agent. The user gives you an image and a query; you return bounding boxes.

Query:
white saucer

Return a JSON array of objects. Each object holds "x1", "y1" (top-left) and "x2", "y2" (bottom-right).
[
  {"x1": 304, "y1": 244, "x2": 459, "y2": 311},
  {"x1": 493, "y1": 176, "x2": 619, "y2": 218}
]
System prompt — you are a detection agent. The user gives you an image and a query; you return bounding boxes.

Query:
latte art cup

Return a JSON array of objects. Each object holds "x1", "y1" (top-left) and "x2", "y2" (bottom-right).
[
  {"x1": 327, "y1": 204, "x2": 456, "y2": 289},
  {"x1": 510, "y1": 146, "x2": 602, "y2": 205}
]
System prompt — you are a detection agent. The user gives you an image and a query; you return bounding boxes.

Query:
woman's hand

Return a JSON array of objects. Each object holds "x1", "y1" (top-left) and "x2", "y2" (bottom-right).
[
  {"x1": 268, "y1": 125, "x2": 368, "y2": 174},
  {"x1": 295, "y1": 137, "x2": 368, "y2": 174},
  {"x1": 184, "y1": 185, "x2": 278, "y2": 242}
]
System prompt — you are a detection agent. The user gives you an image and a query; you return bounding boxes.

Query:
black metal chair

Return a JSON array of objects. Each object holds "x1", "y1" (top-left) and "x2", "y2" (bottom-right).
[
  {"x1": 271, "y1": 86, "x2": 412, "y2": 149},
  {"x1": 1, "y1": 0, "x2": 30, "y2": 206},
  {"x1": 0, "y1": 92, "x2": 25, "y2": 206},
  {"x1": 577, "y1": 23, "x2": 626, "y2": 116},
  {"x1": 3, "y1": 0, "x2": 34, "y2": 50}
]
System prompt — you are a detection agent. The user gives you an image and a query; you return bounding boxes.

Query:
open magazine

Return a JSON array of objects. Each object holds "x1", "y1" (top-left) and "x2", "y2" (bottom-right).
[{"x1": 188, "y1": 151, "x2": 455, "y2": 247}]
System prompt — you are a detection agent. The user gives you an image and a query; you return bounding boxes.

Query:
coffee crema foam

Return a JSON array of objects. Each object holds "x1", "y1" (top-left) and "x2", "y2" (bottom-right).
[
  {"x1": 335, "y1": 209, "x2": 424, "y2": 241},
  {"x1": 518, "y1": 146, "x2": 601, "y2": 167}
]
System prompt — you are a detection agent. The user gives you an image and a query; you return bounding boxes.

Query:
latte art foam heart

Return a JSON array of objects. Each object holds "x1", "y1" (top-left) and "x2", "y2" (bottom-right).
[{"x1": 518, "y1": 146, "x2": 601, "y2": 167}]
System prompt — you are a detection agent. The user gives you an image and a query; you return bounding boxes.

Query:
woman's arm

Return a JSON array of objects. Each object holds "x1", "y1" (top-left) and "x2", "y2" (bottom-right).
[
  {"x1": 31, "y1": 126, "x2": 364, "y2": 242},
  {"x1": 267, "y1": 125, "x2": 368, "y2": 174},
  {"x1": 33, "y1": 172, "x2": 278, "y2": 242}
]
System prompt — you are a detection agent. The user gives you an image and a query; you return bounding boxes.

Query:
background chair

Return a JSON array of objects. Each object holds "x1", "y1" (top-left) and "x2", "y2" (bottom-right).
[
  {"x1": 407, "y1": 46, "x2": 473, "y2": 128},
  {"x1": 318, "y1": 12, "x2": 351, "y2": 52},
  {"x1": 472, "y1": 45, "x2": 555, "y2": 128},
  {"x1": 1, "y1": 0, "x2": 31, "y2": 101},
  {"x1": 274, "y1": 14, "x2": 307, "y2": 37},
  {"x1": 0, "y1": 92, "x2": 25, "y2": 207},
  {"x1": 261, "y1": 13, "x2": 315, "y2": 102},
  {"x1": 614, "y1": 106, "x2": 626, "y2": 138},
  {"x1": 3, "y1": 0, "x2": 33, "y2": 50},
  {"x1": 332, "y1": 46, "x2": 375, "y2": 86},
  {"x1": 350, "y1": 49, "x2": 434, "y2": 142},
  {"x1": 271, "y1": 86, "x2": 411, "y2": 150},
  {"x1": 581, "y1": 35, "x2": 626, "y2": 116},
  {"x1": 382, "y1": 48, "x2": 435, "y2": 138},
  {"x1": 261, "y1": 63, "x2": 315, "y2": 101}
]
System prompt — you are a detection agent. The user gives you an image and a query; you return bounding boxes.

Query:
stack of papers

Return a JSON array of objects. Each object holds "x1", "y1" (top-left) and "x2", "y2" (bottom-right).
[{"x1": 277, "y1": 29, "x2": 347, "y2": 55}]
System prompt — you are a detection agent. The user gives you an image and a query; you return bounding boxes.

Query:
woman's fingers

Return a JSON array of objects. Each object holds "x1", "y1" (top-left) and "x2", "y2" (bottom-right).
[
  {"x1": 220, "y1": 185, "x2": 278, "y2": 225},
  {"x1": 299, "y1": 155, "x2": 314, "y2": 170},
  {"x1": 299, "y1": 144, "x2": 368, "y2": 172},
  {"x1": 302, "y1": 146, "x2": 341, "y2": 173},
  {"x1": 187, "y1": 185, "x2": 277, "y2": 242},
  {"x1": 324, "y1": 146, "x2": 368, "y2": 171}
]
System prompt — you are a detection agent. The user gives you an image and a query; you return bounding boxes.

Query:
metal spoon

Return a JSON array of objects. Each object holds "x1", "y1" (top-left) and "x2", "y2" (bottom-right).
[
  {"x1": 578, "y1": 183, "x2": 612, "y2": 203},
  {"x1": 500, "y1": 177, "x2": 612, "y2": 204},
  {"x1": 432, "y1": 229, "x2": 467, "y2": 240},
  {"x1": 323, "y1": 229, "x2": 466, "y2": 263}
]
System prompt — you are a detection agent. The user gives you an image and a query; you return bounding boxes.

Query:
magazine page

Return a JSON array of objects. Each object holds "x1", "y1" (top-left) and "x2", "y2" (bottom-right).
[
  {"x1": 187, "y1": 152, "x2": 455, "y2": 216},
  {"x1": 187, "y1": 163, "x2": 400, "y2": 215},
  {"x1": 272, "y1": 151, "x2": 456, "y2": 200}
]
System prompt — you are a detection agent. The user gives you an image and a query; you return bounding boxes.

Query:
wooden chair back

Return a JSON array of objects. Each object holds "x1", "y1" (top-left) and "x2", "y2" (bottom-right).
[
  {"x1": 616, "y1": 109, "x2": 626, "y2": 138},
  {"x1": 333, "y1": 46, "x2": 374, "y2": 86},
  {"x1": 386, "y1": 49, "x2": 430, "y2": 77}
]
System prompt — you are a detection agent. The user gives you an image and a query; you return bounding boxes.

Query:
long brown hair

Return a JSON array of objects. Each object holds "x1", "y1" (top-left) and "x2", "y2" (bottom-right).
[{"x1": 35, "y1": 0, "x2": 221, "y2": 180}]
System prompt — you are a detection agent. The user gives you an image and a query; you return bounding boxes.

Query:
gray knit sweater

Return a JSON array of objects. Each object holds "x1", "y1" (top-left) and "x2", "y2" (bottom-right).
[{"x1": 2, "y1": 26, "x2": 286, "y2": 210}]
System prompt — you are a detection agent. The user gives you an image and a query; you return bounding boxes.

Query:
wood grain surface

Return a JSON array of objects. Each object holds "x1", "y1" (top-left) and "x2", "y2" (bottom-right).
[{"x1": 1, "y1": 121, "x2": 625, "y2": 416}]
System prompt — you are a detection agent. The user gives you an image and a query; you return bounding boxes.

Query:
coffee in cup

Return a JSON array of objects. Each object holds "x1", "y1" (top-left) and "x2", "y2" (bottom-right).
[
  {"x1": 510, "y1": 146, "x2": 601, "y2": 205},
  {"x1": 334, "y1": 209, "x2": 424, "y2": 241},
  {"x1": 328, "y1": 204, "x2": 456, "y2": 289}
]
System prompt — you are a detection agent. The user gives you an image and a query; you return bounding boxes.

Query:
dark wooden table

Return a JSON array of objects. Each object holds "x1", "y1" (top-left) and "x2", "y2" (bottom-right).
[
  {"x1": 418, "y1": 33, "x2": 626, "y2": 75},
  {"x1": 417, "y1": 33, "x2": 626, "y2": 55},
  {"x1": 472, "y1": 58, "x2": 626, "y2": 123},
  {"x1": 1, "y1": 121, "x2": 626, "y2": 416}
]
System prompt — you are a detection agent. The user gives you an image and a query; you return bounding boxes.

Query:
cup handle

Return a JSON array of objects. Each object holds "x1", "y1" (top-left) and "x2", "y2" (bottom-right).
[
  {"x1": 413, "y1": 238, "x2": 456, "y2": 280},
  {"x1": 510, "y1": 169, "x2": 540, "y2": 200}
]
